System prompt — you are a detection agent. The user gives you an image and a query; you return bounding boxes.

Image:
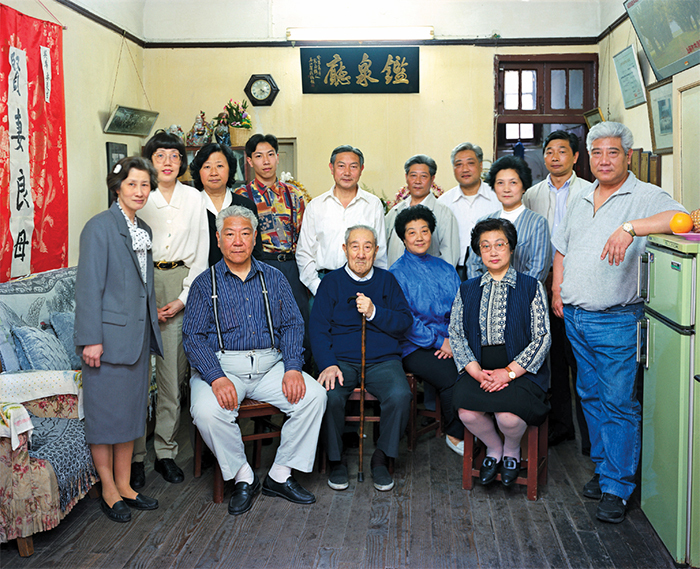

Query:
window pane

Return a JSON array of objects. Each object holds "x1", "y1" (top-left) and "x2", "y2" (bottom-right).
[
  {"x1": 569, "y1": 69, "x2": 584, "y2": 109},
  {"x1": 521, "y1": 70, "x2": 536, "y2": 110},
  {"x1": 551, "y1": 69, "x2": 566, "y2": 110},
  {"x1": 505, "y1": 123, "x2": 520, "y2": 139},
  {"x1": 504, "y1": 70, "x2": 519, "y2": 110},
  {"x1": 520, "y1": 123, "x2": 534, "y2": 139}
]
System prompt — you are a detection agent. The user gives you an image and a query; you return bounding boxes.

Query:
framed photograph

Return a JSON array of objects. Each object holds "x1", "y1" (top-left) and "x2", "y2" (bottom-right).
[
  {"x1": 106, "y1": 142, "x2": 127, "y2": 172},
  {"x1": 583, "y1": 108, "x2": 605, "y2": 128},
  {"x1": 104, "y1": 105, "x2": 159, "y2": 137},
  {"x1": 646, "y1": 78, "x2": 673, "y2": 154},
  {"x1": 613, "y1": 45, "x2": 647, "y2": 109}
]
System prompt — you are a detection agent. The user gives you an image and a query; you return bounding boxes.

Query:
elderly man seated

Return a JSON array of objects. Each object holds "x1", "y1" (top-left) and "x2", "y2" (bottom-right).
[
  {"x1": 183, "y1": 205, "x2": 326, "y2": 516},
  {"x1": 310, "y1": 225, "x2": 413, "y2": 492}
]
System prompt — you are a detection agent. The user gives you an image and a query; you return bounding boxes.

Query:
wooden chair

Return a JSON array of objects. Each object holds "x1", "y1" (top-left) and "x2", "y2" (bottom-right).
[
  {"x1": 193, "y1": 398, "x2": 283, "y2": 503},
  {"x1": 405, "y1": 372, "x2": 442, "y2": 451},
  {"x1": 318, "y1": 387, "x2": 394, "y2": 474},
  {"x1": 462, "y1": 416, "x2": 548, "y2": 501}
]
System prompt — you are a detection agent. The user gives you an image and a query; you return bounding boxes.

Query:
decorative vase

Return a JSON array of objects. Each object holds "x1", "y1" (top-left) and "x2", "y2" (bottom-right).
[{"x1": 229, "y1": 126, "x2": 251, "y2": 148}]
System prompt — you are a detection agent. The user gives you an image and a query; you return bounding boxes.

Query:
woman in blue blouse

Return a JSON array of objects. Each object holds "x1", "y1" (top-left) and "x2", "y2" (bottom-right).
[
  {"x1": 450, "y1": 218, "x2": 551, "y2": 487},
  {"x1": 389, "y1": 205, "x2": 464, "y2": 455}
]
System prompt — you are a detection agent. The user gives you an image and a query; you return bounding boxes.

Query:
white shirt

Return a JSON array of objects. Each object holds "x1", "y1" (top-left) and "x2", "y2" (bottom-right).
[
  {"x1": 385, "y1": 192, "x2": 460, "y2": 268},
  {"x1": 437, "y1": 181, "x2": 500, "y2": 265},
  {"x1": 296, "y1": 185, "x2": 387, "y2": 295},
  {"x1": 344, "y1": 264, "x2": 376, "y2": 320},
  {"x1": 201, "y1": 188, "x2": 233, "y2": 216},
  {"x1": 138, "y1": 181, "x2": 209, "y2": 305}
]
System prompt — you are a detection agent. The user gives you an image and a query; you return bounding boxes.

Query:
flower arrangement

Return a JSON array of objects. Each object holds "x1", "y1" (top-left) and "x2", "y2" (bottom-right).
[
  {"x1": 224, "y1": 99, "x2": 252, "y2": 129},
  {"x1": 387, "y1": 182, "x2": 444, "y2": 210}
]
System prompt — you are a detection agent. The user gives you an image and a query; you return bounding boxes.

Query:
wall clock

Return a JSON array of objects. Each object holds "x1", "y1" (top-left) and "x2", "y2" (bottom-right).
[{"x1": 244, "y1": 74, "x2": 279, "y2": 107}]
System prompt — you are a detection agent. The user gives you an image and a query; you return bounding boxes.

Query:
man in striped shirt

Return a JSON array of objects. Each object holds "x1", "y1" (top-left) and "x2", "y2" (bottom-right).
[{"x1": 183, "y1": 205, "x2": 326, "y2": 516}]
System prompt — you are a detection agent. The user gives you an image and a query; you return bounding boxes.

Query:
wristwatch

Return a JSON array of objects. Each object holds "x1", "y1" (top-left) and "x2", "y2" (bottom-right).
[
  {"x1": 505, "y1": 366, "x2": 516, "y2": 380},
  {"x1": 622, "y1": 221, "x2": 636, "y2": 237}
]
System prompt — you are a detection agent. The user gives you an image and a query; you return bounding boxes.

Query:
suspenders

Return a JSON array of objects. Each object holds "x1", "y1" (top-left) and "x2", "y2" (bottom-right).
[{"x1": 209, "y1": 265, "x2": 276, "y2": 353}]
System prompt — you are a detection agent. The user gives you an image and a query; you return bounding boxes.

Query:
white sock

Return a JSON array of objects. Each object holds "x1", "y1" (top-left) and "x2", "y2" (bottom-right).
[
  {"x1": 268, "y1": 463, "x2": 291, "y2": 484},
  {"x1": 234, "y1": 462, "x2": 254, "y2": 484}
]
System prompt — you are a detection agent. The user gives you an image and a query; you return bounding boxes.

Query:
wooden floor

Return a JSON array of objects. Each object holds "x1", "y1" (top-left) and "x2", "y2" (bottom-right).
[{"x1": 2, "y1": 412, "x2": 676, "y2": 569}]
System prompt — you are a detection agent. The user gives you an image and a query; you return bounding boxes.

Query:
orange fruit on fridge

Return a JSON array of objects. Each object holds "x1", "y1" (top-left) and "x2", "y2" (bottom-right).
[{"x1": 670, "y1": 212, "x2": 694, "y2": 233}]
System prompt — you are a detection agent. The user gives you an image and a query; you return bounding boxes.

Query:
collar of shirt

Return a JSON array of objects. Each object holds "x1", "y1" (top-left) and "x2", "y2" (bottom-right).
[
  {"x1": 499, "y1": 203, "x2": 526, "y2": 222},
  {"x1": 479, "y1": 265, "x2": 517, "y2": 288},
  {"x1": 584, "y1": 171, "x2": 635, "y2": 206},
  {"x1": 150, "y1": 183, "x2": 184, "y2": 209},
  {"x1": 325, "y1": 186, "x2": 369, "y2": 206},
  {"x1": 452, "y1": 182, "x2": 491, "y2": 203},
  {"x1": 344, "y1": 264, "x2": 374, "y2": 282},
  {"x1": 221, "y1": 255, "x2": 264, "y2": 283},
  {"x1": 546, "y1": 173, "x2": 573, "y2": 194},
  {"x1": 253, "y1": 177, "x2": 282, "y2": 197},
  {"x1": 203, "y1": 188, "x2": 233, "y2": 216}
]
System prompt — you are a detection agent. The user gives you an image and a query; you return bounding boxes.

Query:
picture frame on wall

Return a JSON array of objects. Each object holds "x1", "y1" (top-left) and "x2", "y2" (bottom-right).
[
  {"x1": 646, "y1": 78, "x2": 673, "y2": 154},
  {"x1": 613, "y1": 45, "x2": 647, "y2": 109},
  {"x1": 583, "y1": 108, "x2": 605, "y2": 128},
  {"x1": 104, "y1": 105, "x2": 159, "y2": 137}
]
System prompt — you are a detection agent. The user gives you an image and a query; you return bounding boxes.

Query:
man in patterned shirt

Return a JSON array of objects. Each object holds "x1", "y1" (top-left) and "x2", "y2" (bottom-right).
[{"x1": 236, "y1": 134, "x2": 310, "y2": 360}]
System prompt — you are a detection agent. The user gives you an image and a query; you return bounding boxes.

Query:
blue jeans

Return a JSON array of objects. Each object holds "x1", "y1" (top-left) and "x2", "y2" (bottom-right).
[{"x1": 563, "y1": 303, "x2": 644, "y2": 501}]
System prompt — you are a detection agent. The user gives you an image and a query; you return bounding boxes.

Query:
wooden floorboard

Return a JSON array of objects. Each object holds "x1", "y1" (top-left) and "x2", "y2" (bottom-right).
[{"x1": 1, "y1": 412, "x2": 679, "y2": 569}]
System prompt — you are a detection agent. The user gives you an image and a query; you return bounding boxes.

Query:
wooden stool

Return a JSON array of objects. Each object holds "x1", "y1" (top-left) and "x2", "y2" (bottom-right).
[
  {"x1": 318, "y1": 387, "x2": 394, "y2": 474},
  {"x1": 462, "y1": 416, "x2": 548, "y2": 501},
  {"x1": 405, "y1": 372, "x2": 442, "y2": 451},
  {"x1": 193, "y1": 398, "x2": 283, "y2": 503}
]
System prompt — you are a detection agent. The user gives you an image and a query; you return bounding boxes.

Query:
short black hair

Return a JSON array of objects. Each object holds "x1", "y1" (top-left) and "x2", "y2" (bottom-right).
[
  {"x1": 471, "y1": 218, "x2": 517, "y2": 258},
  {"x1": 543, "y1": 130, "x2": 579, "y2": 155},
  {"x1": 107, "y1": 156, "x2": 158, "y2": 202},
  {"x1": 404, "y1": 154, "x2": 437, "y2": 176},
  {"x1": 189, "y1": 143, "x2": 238, "y2": 191},
  {"x1": 394, "y1": 205, "x2": 436, "y2": 242},
  {"x1": 330, "y1": 145, "x2": 364, "y2": 167},
  {"x1": 485, "y1": 155, "x2": 532, "y2": 192},
  {"x1": 245, "y1": 133, "x2": 279, "y2": 157},
  {"x1": 141, "y1": 129, "x2": 188, "y2": 177}
]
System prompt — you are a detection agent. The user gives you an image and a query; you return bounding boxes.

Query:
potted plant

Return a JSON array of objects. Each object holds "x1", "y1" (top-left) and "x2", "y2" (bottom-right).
[{"x1": 224, "y1": 99, "x2": 252, "y2": 147}]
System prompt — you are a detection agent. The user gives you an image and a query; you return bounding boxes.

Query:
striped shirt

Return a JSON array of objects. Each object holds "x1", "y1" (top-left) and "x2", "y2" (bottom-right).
[{"x1": 182, "y1": 257, "x2": 304, "y2": 385}]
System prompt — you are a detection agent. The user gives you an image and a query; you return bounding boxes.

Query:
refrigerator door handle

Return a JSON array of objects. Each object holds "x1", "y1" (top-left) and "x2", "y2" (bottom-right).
[
  {"x1": 637, "y1": 251, "x2": 650, "y2": 302},
  {"x1": 636, "y1": 318, "x2": 649, "y2": 369}
]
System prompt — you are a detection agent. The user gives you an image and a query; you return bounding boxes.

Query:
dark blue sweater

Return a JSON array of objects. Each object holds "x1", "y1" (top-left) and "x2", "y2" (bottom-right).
[{"x1": 310, "y1": 267, "x2": 413, "y2": 370}]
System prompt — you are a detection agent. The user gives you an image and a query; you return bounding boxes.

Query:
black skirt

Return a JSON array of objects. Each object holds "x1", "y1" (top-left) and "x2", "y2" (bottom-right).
[{"x1": 452, "y1": 345, "x2": 550, "y2": 426}]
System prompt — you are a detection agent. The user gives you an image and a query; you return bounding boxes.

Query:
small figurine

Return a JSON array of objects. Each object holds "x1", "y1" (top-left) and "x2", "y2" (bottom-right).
[
  {"x1": 186, "y1": 111, "x2": 212, "y2": 146},
  {"x1": 212, "y1": 112, "x2": 231, "y2": 147},
  {"x1": 166, "y1": 124, "x2": 185, "y2": 142}
]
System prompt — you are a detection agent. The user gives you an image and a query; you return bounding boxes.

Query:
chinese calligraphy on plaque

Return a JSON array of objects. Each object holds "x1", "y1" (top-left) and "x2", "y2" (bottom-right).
[{"x1": 301, "y1": 47, "x2": 419, "y2": 94}]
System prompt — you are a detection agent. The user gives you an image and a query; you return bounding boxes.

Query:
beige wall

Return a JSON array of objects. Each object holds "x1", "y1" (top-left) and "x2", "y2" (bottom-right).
[
  {"x1": 2, "y1": 1, "x2": 684, "y2": 268},
  {"x1": 4, "y1": 1, "x2": 146, "y2": 266},
  {"x1": 598, "y1": 19, "x2": 675, "y2": 195}
]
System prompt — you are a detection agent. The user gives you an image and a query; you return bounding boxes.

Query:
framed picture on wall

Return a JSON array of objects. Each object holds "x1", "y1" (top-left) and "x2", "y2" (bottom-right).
[
  {"x1": 104, "y1": 105, "x2": 159, "y2": 137},
  {"x1": 646, "y1": 78, "x2": 673, "y2": 154},
  {"x1": 583, "y1": 108, "x2": 605, "y2": 128},
  {"x1": 613, "y1": 45, "x2": 647, "y2": 109}
]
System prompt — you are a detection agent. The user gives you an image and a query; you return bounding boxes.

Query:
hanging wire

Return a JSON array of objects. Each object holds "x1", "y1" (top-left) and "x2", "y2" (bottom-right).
[
  {"x1": 108, "y1": 34, "x2": 153, "y2": 112},
  {"x1": 36, "y1": 0, "x2": 67, "y2": 29}
]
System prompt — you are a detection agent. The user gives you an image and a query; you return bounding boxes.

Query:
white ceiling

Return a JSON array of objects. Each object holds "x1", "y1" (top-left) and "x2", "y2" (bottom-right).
[{"x1": 66, "y1": 0, "x2": 628, "y2": 43}]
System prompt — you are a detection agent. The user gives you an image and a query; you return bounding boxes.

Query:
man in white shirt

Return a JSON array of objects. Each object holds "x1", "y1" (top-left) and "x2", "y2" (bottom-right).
[
  {"x1": 437, "y1": 142, "x2": 500, "y2": 280},
  {"x1": 296, "y1": 145, "x2": 387, "y2": 296},
  {"x1": 385, "y1": 154, "x2": 460, "y2": 267},
  {"x1": 523, "y1": 130, "x2": 592, "y2": 454}
]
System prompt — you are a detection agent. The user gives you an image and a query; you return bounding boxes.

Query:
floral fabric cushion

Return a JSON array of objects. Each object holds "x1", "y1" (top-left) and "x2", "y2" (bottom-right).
[
  {"x1": 11, "y1": 326, "x2": 72, "y2": 371},
  {"x1": 0, "y1": 300, "x2": 23, "y2": 372},
  {"x1": 49, "y1": 312, "x2": 81, "y2": 370}
]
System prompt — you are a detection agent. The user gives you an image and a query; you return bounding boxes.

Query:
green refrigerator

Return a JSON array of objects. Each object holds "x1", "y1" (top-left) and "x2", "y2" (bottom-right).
[{"x1": 639, "y1": 234, "x2": 700, "y2": 567}]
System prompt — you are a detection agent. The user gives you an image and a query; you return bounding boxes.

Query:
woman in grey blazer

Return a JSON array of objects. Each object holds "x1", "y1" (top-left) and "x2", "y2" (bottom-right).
[{"x1": 74, "y1": 156, "x2": 164, "y2": 523}]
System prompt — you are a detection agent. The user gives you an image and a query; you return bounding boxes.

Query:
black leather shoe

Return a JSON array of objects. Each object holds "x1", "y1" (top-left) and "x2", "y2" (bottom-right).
[
  {"x1": 479, "y1": 456, "x2": 500, "y2": 485},
  {"x1": 122, "y1": 493, "x2": 159, "y2": 510},
  {"x1": 130, "y1": 461, "x2": 145, "y2": 490},
  {"x1": 100, "y1": 498, "x2": 131, "y2": 523},
  {"x1": 262, "y1": 475, "x2": 316, "y2": 504},
  {"x1": 154, "y1": 458, "x2": 184, "y2": 484},
  {"x1": 583, "y1": 473, "x2": 602, "y2": 500},
  {"x1": 596, "y1": 492, "x2": 626, "y2": 523},
  {"x1": 228, "y1": 474, "x2": 261, "y2": 516},
  {"x1": 500, "y1": 456, "x2": 520, "y2": 487}
]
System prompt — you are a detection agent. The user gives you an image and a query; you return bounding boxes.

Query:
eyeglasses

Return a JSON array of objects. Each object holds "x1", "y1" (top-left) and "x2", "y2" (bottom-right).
[
  {"x1": 153, "y1": 151, "x2": 182, "y2": 164},
  {"x1": 479, "y1": 241, "x2": 508, "y2": 252}
]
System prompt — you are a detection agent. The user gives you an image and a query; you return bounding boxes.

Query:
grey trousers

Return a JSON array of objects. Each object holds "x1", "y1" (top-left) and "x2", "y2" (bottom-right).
[{"x1": 190, "y1": 348, "x2": 327, "y2": 481}]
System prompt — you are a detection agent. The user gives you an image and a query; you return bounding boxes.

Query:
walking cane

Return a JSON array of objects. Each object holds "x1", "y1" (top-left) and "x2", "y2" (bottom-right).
[{"x1": 357, "y1": 313, "x2": 367, "y2": 482}]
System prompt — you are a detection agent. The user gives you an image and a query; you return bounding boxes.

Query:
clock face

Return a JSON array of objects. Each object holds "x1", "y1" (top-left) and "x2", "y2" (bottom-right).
[{"x1": 251, "y1": 79, "x2": 272, "y2": 100}]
